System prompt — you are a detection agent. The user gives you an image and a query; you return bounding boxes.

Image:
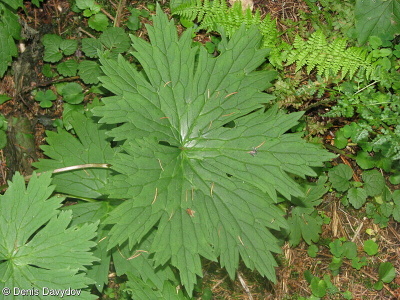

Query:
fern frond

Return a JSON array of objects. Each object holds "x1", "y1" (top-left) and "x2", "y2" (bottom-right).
[
  {"x1": 172, "y1": 0, "x2": 286, "y2": 67},
  {"x1": 286, "y1": 31, "x2": 373, "y2": 79}
]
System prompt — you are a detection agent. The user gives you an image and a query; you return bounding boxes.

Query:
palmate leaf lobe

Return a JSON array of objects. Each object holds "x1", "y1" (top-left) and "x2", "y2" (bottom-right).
[{"x1": 92, "y1": 6, "x2": 335, "y2": 294}]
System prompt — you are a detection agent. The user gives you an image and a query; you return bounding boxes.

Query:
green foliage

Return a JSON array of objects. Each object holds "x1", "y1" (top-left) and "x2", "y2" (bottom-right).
[
  {"x1": 34, "y1": 89, "x2": 57, "y2": 108},
  {"x1": 355, "y1": 0, "x2": 400, "y2": 44},
  {"x1": 328, "y1": 164, "x2": 399, "y2": 227},
  {"x1": 59, "y1": 82, "x2": 84, "y2": 104},
  {"x1": 0, "y1": 172, "x2": 98, "y2": 299},
  {"x1": 0, "y1": 1, "x2": 21, "y2": 77},
  {"x1": 87, "y1": 7, "x2": 334, "y2": 294},
  {"x1": 0, "y1": 113, "x2": 7, "y2": 149},
  {"x1": 328, "y1": 164, "x2": 353, "y2": 192},
  {"x1": 287, "y1": 176, "x2": 329, "y2": 246},
  {"x1": 363, "y1": 239, "x2": 378, "y2": 256},
  {"x1": 42, "y1": 34, "x2": 78, "y2": 63},
  {"x1": 378, "y1": 262, "x2": 396, "y2": 283},
  {"x1": 33, "y1": 112, "x2": 115, "y2": 199},
  {"x1": 75, "y1": 0, "x2": 108, "y2": 31},
  {"x1": 171, "y1": 0, "x2": 287, "y2": 67},
  {"x1": 126, "y1": 8, "x2": 150, "y2": 31},
  {"x1": 286, "y1": 30, "x2": 372, "y2": 79}
]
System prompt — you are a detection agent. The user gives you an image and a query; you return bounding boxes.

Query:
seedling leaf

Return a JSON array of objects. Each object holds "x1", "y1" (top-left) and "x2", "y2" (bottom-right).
[
  {"x1": 328, "y1": 164, "x2": 353, "y2": 192},
  {"x1": 88, "y1": 13, "x2": 109, "y2": 31},
  {"x1": 57, "y1": 59, "x2": 79, "y2": 77},
  {"x1": 363, "y1": 239, "x2": 378, "y2": 255},
  {"x1": 79, "y1": 60, "x2": 102, "y2": 84},
  {"x1": 362, "y1": 169, "x2": 385, "y2": 197},
  {"x1": 378, "y1": 262, "x2": 396, "y2": 283},
  {"x1": 347, "y1": 187, "x2": 367, "y2": 209}
]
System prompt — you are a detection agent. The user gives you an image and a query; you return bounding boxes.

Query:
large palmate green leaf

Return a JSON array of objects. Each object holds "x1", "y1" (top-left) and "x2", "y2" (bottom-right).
[
  {"x1": 92, "y1": 6, "x2": 335, "y2": 294},
  {"x1": 0, "y1": 173, "x2": 98, "y2": 299}
]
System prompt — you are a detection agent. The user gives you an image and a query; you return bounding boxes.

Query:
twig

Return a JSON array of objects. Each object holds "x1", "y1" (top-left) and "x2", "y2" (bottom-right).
[
  {"x1": 78, "y1": 27, "x2": 96, "y2": 38},
  {"x1": 101, "y1": 7, "x2": 115, "y2": 21},
  {"x1": 237, "y1": 272, "x2": 253, "y2": 300},
  {"x1": 0, "y1": 163, "x2": 112, "y2": 193},
  {"x1": 21, "y1": 76, "x2": 80, "y2": 94},
  {"x1": 114, "y1": 0, "x2": 127, "y2": 27},
  {"x1": 24, "y1": 163, "x2": 112, "y2": 181},
  {"x1": 354, "y1": 80, "x2": 379, "y2": 95}
]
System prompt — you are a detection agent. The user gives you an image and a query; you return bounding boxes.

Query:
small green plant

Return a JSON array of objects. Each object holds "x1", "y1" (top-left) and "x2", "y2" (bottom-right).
[
  {"x1": 74, "y1": 0, "x2": 109, "y2": 31},
  {"x1": 374, "y1": 262, "x2": 396, "y2": 290},
  {"x1": 125, "y1": 7, "x2": 150, "y2": 31},
  {"x1": 303, "y1": 271, "x2": 353, "y2": 299},
  {"x1": 34, "y1": 89, "x2": 57, "y2": 108},
  {"x1": 328, "y1": 164, "x2": 400, "y2": 227}
]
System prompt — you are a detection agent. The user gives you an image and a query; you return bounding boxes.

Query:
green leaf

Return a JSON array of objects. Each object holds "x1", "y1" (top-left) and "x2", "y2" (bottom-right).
[
  {"x1": 126, "y1": 274, "x2": 189, "y2": 300},
  {"x1": 0, "y1": 94, "x2": 11, "y2": 105},
  {"x1": 351, "y1": 256, "x2": 368, "y2": 270},
  {"x1": 310, "y1": 277, "x2": 327, "y2": 297},
  {"x1": 57, "y1": 59, "x2": 79, "y2": 77},
  {"x1": 92, "y1": 7, "x2": 335, "y2": 294},
  {"x1": 65, "y1": 202, "x2": 112, "y2": 292},
  {"x1": 35, "y1": 90, "x2": 57, "y2": 108},
  {"x1": 379, "y1": 262, "x2": 396, "y2": 283},
  {"x1": 43, "y1": 44, "x2": 63, "y2": 62},
  {"x1": 347, "y1": 187, "x2": 368, "y2": 209},
  {"x1": 32, "y1": 112, "x2": 115, "y2": 199},
  {"x1": 329, "y1": 239, "x2": 344, "y2": 258},
  {"x1": 362, "y1": 169, "x2": 385, "y2": 197},
  {"x1": 62, "y1": 103, "x2": 85, "y2": 130},
  {"x1": 112, "y1": 229, "x2": 177, "y2": 291},
  {"x1": 42, "y1": 63, "x2": 57, "y2": 77},
  {"x1": 60, "y1": 39, "x2": 78, "y2": 56},
  {"x1": 82, "y1": 38, "x2": 103, "y2": 58},
  {"x1": 0, "y1": 172, "x2": 98, "y2": 299},
  {"x1": 0, "y1": 130, "x2": 7, "y2": 149},
  {"x1": 288, "y1": 176, "x2": 328, "y2": 246},
  {"x1": 307, "y1": 245, "x2": 318, "y2": 258},
  {"x1": 328, "y1": 164, "x2": 353, "y2": 192},
  {"x1": 78, "y1": 60, "x2": 102, "y2": 84},
  {"x1": 88, "y1": 13, "x2": 109, "y2": 31},
  {"x1": 363, "y1": 239, "x2": 378, "y2": 255},
  {"x1": 60, "y1": 82, "x2": 84, "y2": 104},
  {"x1": 1, "y1": 0, "x2": 23, "y2": 9},
  {"x1": 99, "y1": 27, "x2": 130, "y2": 55},
  {"x1": 392, "y1": 190, "x2": 400, "y2": 222},
  {"x1": 0, "y1": 4, "x2": 20, "y2": 77},
  {"x1": 342, "y1": 241, "x2": 357, "y2": 259},
  {"x1": 355, "y1": 0, "x2": 400, "y2": 44},
  {"x1": 42, "y1": 34, "x2": 62, "y2": 47},
  {"x1": 334, "y1": 128, "x2": 348, "y2": 149}
]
